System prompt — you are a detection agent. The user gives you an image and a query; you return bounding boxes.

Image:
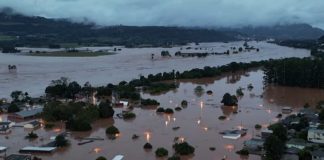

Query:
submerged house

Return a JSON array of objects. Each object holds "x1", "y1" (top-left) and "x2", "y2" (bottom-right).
[
  {"x1": 261, "y1": 129, "x2": 273, "y2": 139},
  {"x1": 9, "y1": 108, "x2": 43, "y2": 120},
  {"x1": 19, "y1": 146, "x2": 56, "y2": 153},
  {"x1": 0, "y1": 122, "x2": 15, "y2": 134},
  {"x1": 244, "y1": 138, "x2": 264, "y2": 151}
]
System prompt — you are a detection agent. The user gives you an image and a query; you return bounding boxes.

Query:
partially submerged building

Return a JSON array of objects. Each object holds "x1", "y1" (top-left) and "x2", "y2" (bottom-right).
[
  {"x1": 19, "y1": 147, "x2": 56, "y2": 153},
  {"x1": 0, "y1": 122, "x2": 15, "y2": 134},
  {"x1": 9, "y1": 108, "x2": 43, "y2": 120},
  {"x1": 308, "y1": 129, "x2": 324, "y2": 144}
]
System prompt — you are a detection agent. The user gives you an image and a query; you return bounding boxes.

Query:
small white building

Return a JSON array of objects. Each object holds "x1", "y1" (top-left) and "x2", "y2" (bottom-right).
[
  {"x1": 308, "y1": 129, "x2": 324, "y2": 144},
  {"x1": 24, "y1": 120, "x2": 41, "y2": 129}
]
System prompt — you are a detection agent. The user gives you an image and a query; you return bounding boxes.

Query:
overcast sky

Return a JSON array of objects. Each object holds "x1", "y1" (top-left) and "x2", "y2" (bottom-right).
[{"x1": 0, "y1": 0, "x2": 323, "y2": 28}]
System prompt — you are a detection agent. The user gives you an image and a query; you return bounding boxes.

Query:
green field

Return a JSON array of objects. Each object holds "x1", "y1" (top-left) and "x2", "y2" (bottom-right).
[{"x1": 27, "y1": 51, "x2": 116, "y2": 57}]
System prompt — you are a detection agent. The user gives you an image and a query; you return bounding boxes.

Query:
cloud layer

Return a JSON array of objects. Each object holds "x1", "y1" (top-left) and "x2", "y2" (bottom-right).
[{"x1": 1, "y1": 0, "x2": 324, "y2": 28}]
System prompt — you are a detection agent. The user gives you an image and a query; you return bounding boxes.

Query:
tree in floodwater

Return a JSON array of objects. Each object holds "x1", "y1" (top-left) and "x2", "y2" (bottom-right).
[
  {"x1": 264, "y1": 135, "x2": 285, "y2": 160},
  {"x1": 221, "y1": 93, "x2": 238, "y2": 106}
]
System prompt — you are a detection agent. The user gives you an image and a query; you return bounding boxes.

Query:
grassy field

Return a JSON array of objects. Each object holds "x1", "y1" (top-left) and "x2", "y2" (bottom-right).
[{"x1": 27, "y1": 51, "x2": 116, "y2": 57}]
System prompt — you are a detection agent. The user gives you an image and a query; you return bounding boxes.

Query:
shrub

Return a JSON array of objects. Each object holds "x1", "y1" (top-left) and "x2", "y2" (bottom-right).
[
  {"x1": 221, "y1": 93, "x2": 238, "y2": 106},
  {"x1": 194, "y1": 86, "x2": 204, "y2": 97},
  {"x1": 55, "y1": 135, "x2": 68, "y2": 147},
  {"x1": 155, "y1": 148, "x2": 168, "y2": 157},
  {"x1": 123, "y1": 112, "x2": 136, "y2": 119},
  {"x1": 96, "y1": 156, "x2": 107, "y2": 160},
  {"x1": 218, "y1": 115, "x2": 227, "y2": 120},
  {"x1": 143, "y1": 143, "x2": 153, "y2": 149},
  {"x1": 236, "y1": 149, "x2": 249, "y2": 155},
  {"x1": 25, "y1": 132, "x2": 38, "y2": 139},
  {"x1": 173, "y1": 142, "x2": 195, "y2": 155},
  {"x1": 156, "y1": 107, "x2": 165, "y2": 113},
  {"x1": 164, "y1": 108, "x2": 174, "y2": 114},
  {"x1": 141, "y1": 98, "x2": 160, "y2": 106},
  {"x1": 175, "y1": 107, "x2": 182, "y2": 111},
  {"x1": 236, "y1": 88, "x2": 244, "y2": 96},
  {"x1": 132, "y1": 134, "x2": 139, "y2": 140},
  {"x1": 255, "y1": 124, "x2": 262, "y2": 130},
  {"x1": 247, "y1": 84, "x2": 254, "y2": 90},
  {"x1": 181, "y1": 100, "x2": 188, "y2": 107},
  {"x1": 106, "y1": 126, "x2": 120, "y2": 135}
]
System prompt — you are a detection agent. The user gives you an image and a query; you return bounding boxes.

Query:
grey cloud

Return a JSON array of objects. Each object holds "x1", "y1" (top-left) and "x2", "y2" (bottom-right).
[{"x1": 0, "y1": 0, "x2": 323, "y2": 28}]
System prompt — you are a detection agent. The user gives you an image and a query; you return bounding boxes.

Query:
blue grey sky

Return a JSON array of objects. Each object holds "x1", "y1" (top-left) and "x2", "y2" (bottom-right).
[{"x1": 1, "y1": 0, "x2": 324, "y2": 28}]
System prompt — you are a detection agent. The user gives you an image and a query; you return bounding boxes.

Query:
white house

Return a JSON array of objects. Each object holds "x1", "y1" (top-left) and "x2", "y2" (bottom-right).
[{"x1": 308, "y1": 129, "x2": 324, "y2": 144}]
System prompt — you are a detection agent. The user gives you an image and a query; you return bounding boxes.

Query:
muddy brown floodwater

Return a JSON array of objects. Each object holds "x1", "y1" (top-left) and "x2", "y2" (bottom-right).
[
  {"x1": 0, "y1": 41, "x2": 310, "y2": 98},
  {"x1": 1, "y1": 70, "x2": 324, "y2": 160}
]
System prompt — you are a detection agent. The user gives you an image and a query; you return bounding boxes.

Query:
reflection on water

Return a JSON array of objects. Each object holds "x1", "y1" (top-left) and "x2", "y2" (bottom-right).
[
  {"x1": 263, "y1": 85, "x2": 324, "y2": 109},
  {"x1": 0, "y1": 41, "x2": 310, "y2": 98}
]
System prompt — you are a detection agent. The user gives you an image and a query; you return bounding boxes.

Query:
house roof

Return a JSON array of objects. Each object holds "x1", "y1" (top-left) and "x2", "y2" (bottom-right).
[
  {"x1": 244, "y1": 138, "x2": 264, "y2": 146},
  {"x1": 0, "y1": 104, "x2": 10, "y2": 109},
  {"x1": 311, "y1": 149, "x2": 324, "y2": 157},
  {"x1": 0, "y1": 146, "x2": 7, "y2": 152},
  {"x1": 15, "y1": 108, "x2": 43, "y2": 118},
  {"x1": 5, "y1": 154, "x2": 31, "y2": 160},
  {"x1": 0, "y1": 122, "x2": 11, "y2": 126},
  {"x1": 309, "y1": 128, "x2": 324, "y2": 133},
  {"x1": 20, "y1": 146, "x2": 56, "y2": 152},
  {"x1": 286, "y1": 138, "x2": 307, "y2": 146}
]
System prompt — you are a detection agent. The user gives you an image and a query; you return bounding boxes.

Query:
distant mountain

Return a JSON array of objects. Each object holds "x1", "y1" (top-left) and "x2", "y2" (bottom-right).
[
  {"x1": 227, "y1": 24, "x2": 324, "y2": 40},
  {"x1": 1, "y1": 7, "x2": 323, "y2": 48},
  {"x1": 274, "y1": 30, "x2": 324, "y2": 50},
  {"x1": 0, "y1": 10, "x2": 241, "y2": 47}
]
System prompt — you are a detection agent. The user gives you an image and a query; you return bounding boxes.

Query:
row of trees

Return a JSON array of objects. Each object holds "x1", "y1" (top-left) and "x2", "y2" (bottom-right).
[
  {"x1": 45, "y1": 57, "x2": 324, "y2": 106},
  {"x1": 263, "y1": 57, "x2": 324, "y2": 88}
]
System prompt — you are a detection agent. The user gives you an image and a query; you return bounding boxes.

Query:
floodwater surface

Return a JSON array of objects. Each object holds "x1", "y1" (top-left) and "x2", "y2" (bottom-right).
[{"x1": 0, "y1": 41, "x2": 310, "y2": 98}]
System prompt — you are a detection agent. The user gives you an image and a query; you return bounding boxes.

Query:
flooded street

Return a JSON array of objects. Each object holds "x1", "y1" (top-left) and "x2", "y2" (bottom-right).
[
  {"x1": 0, "y1": 41, "x2": 310, "y2": 98},
  {"x1": 1, "y1": 70, "x2": 324, "y2": 160}
]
